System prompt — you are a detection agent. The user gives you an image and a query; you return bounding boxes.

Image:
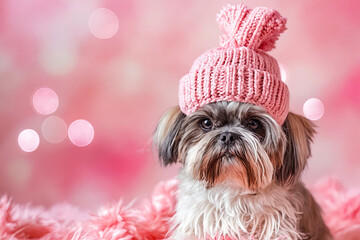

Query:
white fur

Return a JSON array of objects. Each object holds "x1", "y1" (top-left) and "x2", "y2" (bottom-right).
[{"x1": 169, "y1": 171, "x2": 303, "y2": 240}]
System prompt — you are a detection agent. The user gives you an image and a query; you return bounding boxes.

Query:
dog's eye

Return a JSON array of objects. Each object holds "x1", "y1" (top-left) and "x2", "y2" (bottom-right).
[
  {"x1": 200, "y1": 119, "x2": 213, "y2": 131},
  {"x1": 248, "y1": 119, "x2": 260, "y2": 130}
]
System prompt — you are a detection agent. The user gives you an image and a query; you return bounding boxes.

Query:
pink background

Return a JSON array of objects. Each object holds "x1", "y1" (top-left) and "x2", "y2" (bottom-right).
[{"x1": 0, "y1": 0, "x2": 359, "y2": 211}]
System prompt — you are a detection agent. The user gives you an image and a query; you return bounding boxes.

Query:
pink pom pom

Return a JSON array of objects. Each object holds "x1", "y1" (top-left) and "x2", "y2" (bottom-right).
[{"x1": 217, "y1": 4, "x2": 287, "y2": 52}]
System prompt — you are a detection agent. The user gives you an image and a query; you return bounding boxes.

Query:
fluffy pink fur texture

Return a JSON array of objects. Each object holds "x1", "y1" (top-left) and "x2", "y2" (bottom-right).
[{"x1": 0, "y1": 178, "x2": 359, "y2": 240}]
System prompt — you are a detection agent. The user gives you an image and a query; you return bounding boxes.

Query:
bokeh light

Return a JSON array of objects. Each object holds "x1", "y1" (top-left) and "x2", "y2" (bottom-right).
[
  {"x1": 89, "y1": 8, "x2": 119, "y2": 39},
  {"x1": 39, "y1": 43, "x2": 78, "y2": 75},
  {"x1": 303, "y1": 98, "x2": 325, "y2": 121},
  {"x1": 32, "y1": 88, "x2": 59, "y2": 115},
  {"x1": 18, "y1": 129, "x2": 40, "y2": 152},
  {"x1": 6, "y1": 158, "x2": 32, "y2": 186},
  {"x1": 107, "y1": 58, "x2": 144, "y2": 96},
  {"x1": 41, "y1": 116, "x2": 67, "y2": 143},
  {"x1": 68, "y1": 119, "x2": 94, "y2": 147}
]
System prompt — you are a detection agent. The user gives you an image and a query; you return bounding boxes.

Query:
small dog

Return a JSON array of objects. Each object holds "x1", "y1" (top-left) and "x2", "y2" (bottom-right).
[
  {"x1": 154, "y1": 101, "x2": 333, "y2": 239},
  {"x1": 153, "y1": 3, "x2": 333, "y2": 239}
]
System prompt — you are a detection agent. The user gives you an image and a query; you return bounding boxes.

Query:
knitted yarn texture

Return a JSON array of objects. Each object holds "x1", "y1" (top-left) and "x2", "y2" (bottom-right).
[{"x1": 178, "y1": 4, "x2": 289, "y2": 125}]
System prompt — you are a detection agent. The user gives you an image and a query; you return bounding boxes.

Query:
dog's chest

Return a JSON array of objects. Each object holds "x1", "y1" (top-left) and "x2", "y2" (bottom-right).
[{"x1": 171, "y1": 176, "x2": 301, "y2": 239}]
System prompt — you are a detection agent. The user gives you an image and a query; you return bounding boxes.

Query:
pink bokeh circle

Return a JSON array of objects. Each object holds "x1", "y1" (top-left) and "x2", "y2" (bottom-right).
[
  {"x1": 68, "y1": 119, "x2": 94, "y2": 147},
  {"x1": 18, "y1": 129, "x2": 40, "y2": 152},
  {"x1": 32, "y1": 88, "x2": 59, "y2": 115},
  {"x1": 89, "y1": 8, "x2": 119, "y2": 39},
  {"x1": 303, "y1": 98, "x2": 325, "y2": 121},
  {"x1": 41, "y1": 116, "x2": 67, "y2": 143}
]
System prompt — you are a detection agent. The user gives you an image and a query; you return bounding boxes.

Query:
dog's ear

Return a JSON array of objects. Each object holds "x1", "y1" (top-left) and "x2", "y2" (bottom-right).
[
  {"x1": 153, "y1": 106, "x2": 186, "y2": 166},
  {"x1": 276, "y1": 112, "x2": 316, "y2": 187}
]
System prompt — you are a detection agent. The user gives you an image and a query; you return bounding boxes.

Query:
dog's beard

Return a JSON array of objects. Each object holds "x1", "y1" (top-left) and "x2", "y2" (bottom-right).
[{"x1": 185, "y1": 129, "x2": 274, "y2": 191}]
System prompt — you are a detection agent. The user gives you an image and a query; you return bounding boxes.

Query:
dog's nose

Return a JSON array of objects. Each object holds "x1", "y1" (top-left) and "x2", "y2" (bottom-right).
[{"x1": 219, "y1": 132, "x2": 236, "y2": 145}]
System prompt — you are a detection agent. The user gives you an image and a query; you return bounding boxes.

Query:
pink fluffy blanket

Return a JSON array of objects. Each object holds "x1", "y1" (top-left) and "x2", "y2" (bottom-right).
[{"x1": 1, "y1": 178, "x2": 359, "y2": 240}]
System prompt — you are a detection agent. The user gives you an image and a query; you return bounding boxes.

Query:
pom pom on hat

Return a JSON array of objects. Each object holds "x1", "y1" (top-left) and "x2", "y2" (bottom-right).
[{"x1": 217, "y1": 3, "x2": 287, "y2": 51}]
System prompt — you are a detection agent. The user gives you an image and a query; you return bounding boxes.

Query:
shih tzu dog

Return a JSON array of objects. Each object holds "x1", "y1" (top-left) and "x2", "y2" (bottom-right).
[
  {"x1": 154, "y1": 102, "x2": 332, "y2": 239},
  {"x1": 153, "y1": 3, "x2": 333, "y2": 240}
]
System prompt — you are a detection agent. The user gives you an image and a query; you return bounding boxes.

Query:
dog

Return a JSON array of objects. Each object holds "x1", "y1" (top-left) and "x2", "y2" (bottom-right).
[{"x1": 154, "y1": 101, "x2": 333, "y2": 239}]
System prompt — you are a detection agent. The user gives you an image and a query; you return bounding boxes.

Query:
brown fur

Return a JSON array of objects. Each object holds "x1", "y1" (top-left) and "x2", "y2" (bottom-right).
[
  {"x1": 178, "y1": 102, "x2": 276, "y2": 190},
  {"x1": 154, "y1": 102, "x2": 333, "y2": 239},
  {"x1": 281, "y1": 113, "x2": 332, "y2": 239},
  {"x1": 291, "y1": 183, "x2": 333, "y2": 240},
  {"x1": 276, "y1": 112, "x2": 316, "y2": 187},
  {"x1": 153, "y1": 106, "x2": 185, "y2": 166}
]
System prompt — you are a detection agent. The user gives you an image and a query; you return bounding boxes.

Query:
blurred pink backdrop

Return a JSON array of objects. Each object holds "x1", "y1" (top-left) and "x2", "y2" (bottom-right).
[{"x1": 0, "y1": 0, "x2": 359, "y2": 210}]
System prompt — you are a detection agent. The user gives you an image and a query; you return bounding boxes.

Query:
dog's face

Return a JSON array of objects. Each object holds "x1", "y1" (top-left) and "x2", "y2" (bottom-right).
[{"x1": 154, "y1": 101, "x2": 315, "y2": 191}]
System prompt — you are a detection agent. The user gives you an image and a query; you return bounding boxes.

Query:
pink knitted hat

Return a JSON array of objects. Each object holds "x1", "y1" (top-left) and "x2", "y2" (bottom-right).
[{"x1": 178, "y1": 4, "x2": 289, "y2": 125}]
